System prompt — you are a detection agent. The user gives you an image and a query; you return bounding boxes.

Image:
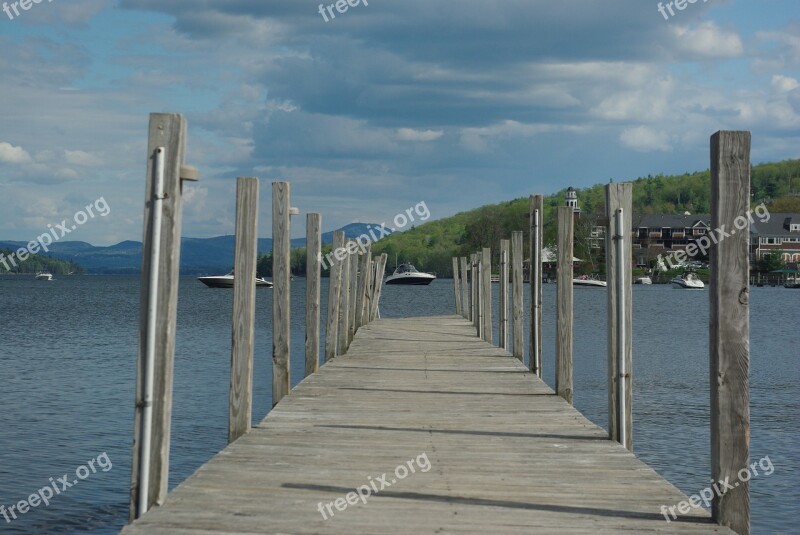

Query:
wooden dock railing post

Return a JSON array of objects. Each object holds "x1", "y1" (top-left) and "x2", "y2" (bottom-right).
[
  {"x1": 556, "y1": 206, "x2": 574, "y2": 404},
  {"x1": 362, "y1": 253, "x2": 374, "y2": 325},
  {"x1": 228, "y1": 177, "x2": 259, "y2": 444},
  {"x1": 305, "y1": 213, "x2": 322, "y2": 378},
  {"x1": 324, "y1": 231, "x2": 344, "y2": 361},
  {"x1": 131, "y1": 113, "x2": 194, "y2": 520},
  {"x1": 606, "y1": 183, "x2": 633, "y2": 450},
  {"x1": 710, "y1": 130, "x2": 751, "y2": 535},
  {"x1": 355, "y1": 242, "x2": 371, "y2": 331},
  {"x1": 370, "y1": 253, "x2": 388, "y2": 320},
  {"x1": 272, "y1": 182, "x2": 291, "y2": 407},
  {"x1": 347, "y1": 243, "x2": 358, "y2": 347},
  {"x1": 471, "y1": 254, "x2": 478, "y2": 328},
  {"x1": 481, "y1": 247, "x2": 492, "y2": 343},
  {"x1": 476, "y1": 253, "x2": 483, "y2": 337},
  {"x1": 460, "y1": 256, "x2": 469, "y2": 320},
  {"x1": 338, "y1": 242, "x2": 352, "y2": 355},
  {"x1": 452, "y1": 257, "x2": 462, "y2": 316},
  {"x1": 529, "y1": 195, "x2": 544, "y2": 377},
  {"x1": 499, "y1": 240, "x2": 509, "y2": 349},
  {"x1": 512, "y1": 231, "x2": 524, "y2": 362}
]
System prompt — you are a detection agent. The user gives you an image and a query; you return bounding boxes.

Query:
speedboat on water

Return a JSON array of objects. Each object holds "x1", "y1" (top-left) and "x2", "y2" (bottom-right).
[
  {"x1": 197, "y1": 271, "x2": 273, "y2": 288},
  {"x1": 35, "y1": 272, "x2": 54, "y2": 281},
  {"x1": 573, "y1": 275, "x2": 606, "y2": 288},
  {"x1": 385, "y1": 263, "x2": 436, "y2": 285},
  {"x1": 634, "y1": 276, "x2": 652, "y2": 285},
  {"x1": 671, "y1": 272, "x2": 704, "y2": 289}
]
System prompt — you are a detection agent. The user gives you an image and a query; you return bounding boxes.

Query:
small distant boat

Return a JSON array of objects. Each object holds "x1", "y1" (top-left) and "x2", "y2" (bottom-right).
[
  {"x1": 634, "y1": 276, "x2": 652, "y2": 285},
  {"x1": 197, "y1": 271, "x2": 272, "y2": 288},
  {"x1": 785, "y1": 275, "x2": 800, "y2": 289},
  {"x1": 573, "y1": 275, "x2": 606, "y2": 288},
  {"x1": 35, "y1": 272, "x2": 54, "y2": 281},
  {"x1": 671, "y1": 272, "x2": 704, "y2": 289},
  {"x1": 385, "y1": 263, "x2": 436, "y2": 285},
  {"x1": 490, "y1": 275, "x2": 500, "y2": 283}
]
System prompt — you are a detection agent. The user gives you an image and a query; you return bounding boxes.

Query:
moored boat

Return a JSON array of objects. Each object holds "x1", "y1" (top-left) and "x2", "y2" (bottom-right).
[
  {"x1": 35, "y1": 272, "x2": 54, "y2": 281},
  {"x1": 385, "y1": 263, "x2": 436, "y2": 285},
  {"x1": 198, "y1": 271, "x2": 273, "y2": 288},
  {"x1": 671, "y1": 271, "x2": 704, "y2": 289},
  {"x1": 573, "y1": 275, "x2": 606, "y2": 288}
]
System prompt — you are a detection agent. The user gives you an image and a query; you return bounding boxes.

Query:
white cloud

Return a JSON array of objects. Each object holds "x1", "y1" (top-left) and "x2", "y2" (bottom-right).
[
  {"x1": 396, "y1": 128, "x2": 443, "y2": 142},
  {"x1": 671, "y1": 22, "x2": 744, "y2": 59},
  {"x1": 771, "y1": 75, "x2": 800, "y2": 93},
  {"x1": 0, "y1": 142, "x2": 32, "y2": 164},
  {"x1": 65, "y1": 150, "x2": 103, "y2": 167},
  {"x1": 620, "y1": 126, "x2": 672, "y2": 153}
]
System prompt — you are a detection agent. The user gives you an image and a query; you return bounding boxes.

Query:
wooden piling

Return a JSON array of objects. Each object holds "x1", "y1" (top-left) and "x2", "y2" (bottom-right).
[
  {"x1": 304, "y1": 213, "x2": 322, "y2": 378},
  {"x1": 499, "y1": 241, "x2": 509, "y2": 349},
  {"x1": 228, "y1": 177, "x2": 259, "y2": 444},
  {"x1": 347, "y1": 243, "x2": 359, "y2": 347},
  {"x1": 355, "y1": 242, "x2": 371, "y2": 330},
  {"x1": 471, "y1": 254, "x2": 478, "y2": 327},
  {"x1": 512, "y1": 231, "x2": 524, "y2": 362},
  {"x1": 606, "y1": 183, "x2": 633, "y2": 450},
  {"x1": 481, "y1": 247, "x2": 492, "y2": 343},
  {"x1": 556, "y1": 206, "x2": 574, "y2": 404},
  {"x1": 131, "y1": 113, "x2": 191, "y2": 520},
  {"x1": 370, "y1": 254, "x2": 388, "y2": 320},
  {"x1": 453, "y1": 257, "x2": 462, "y2": 316},
  {"x1": 271, "y1": 182, "x2": 291, "y2": 407},
  {"x1": 324, "y1": 231, "x2": 345, "y2": 362},
  {"x1": 460, "y1": 256, "x2": 469, "y2": 320},
  {"x1": 338, "y1": 242, "x2": 352, "y2": 356},
  {"x1": 529, "y1": 195, "x2": 544, "y2": 377},
  {"x1": 362, "y1": 254, "x2": 374, "y2": 325},
  {"x1": 476, "y1": 254, "x2": 483, "y2": 338},
  {"x1": 710, "y1": 130, "x2": 751, "y2": 535}
]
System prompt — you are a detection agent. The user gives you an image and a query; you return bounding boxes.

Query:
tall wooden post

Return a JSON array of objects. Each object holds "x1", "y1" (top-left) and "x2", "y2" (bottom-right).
[
  {"x1": 131, "y1": 113, "x2": 194, "y2": 520},
  {"x1": 471, "y1": 254, "x2": 478, "y2": 327},
  {"x1": 361, "y1": 253, "x2": 374, "y2": 325},
  {"x1": 529, "y1": 195, "x2": 544, "y2": 377},
  {"x1": 347, "y1": 243, "x2": 358, "y2": 347},
  {"x1": 305, "y1": 213, "x2": 322, "y2": 378},
  {"x1": 476, "y1": 254, "x2": 483, "y2": 337},
  {"x1": 452, "y1": 257, "x2": 462, "y2": 316},
  {"x1": 271, "y1": 182, "x2": 291, "y2": 407},
  {"x1": 355, "y1": 242, "x2": 371, "y2": 331},
  {"x1": 228, "y1": 177, "x2": 259, "y2": 444},
  {"x1": 606, "y1": 183, "x2": 633, "y2": 450},
  {"x1": 499, "y1": 241, "x2": 509, "y2": 349},
  {"x1": 481, "y1": 247, "x2": 492, "y2": 343},
  {"x1": 460, "y1": 256, "x2": 469, "y2": 320},
  {"x1": 512, "y1": 231, "x2": 524, "y2": 362},
  {"x1": 370, "y1": 254, "x2": 388, "y2": 320},
  {"x1": 324, "y1": 231, "x2": 344, "y2": 361},
  {"x1": 556, "y1": 207, "x2": 574, "y2": 404},
  {"x1": 338, "y1": 242, "x2": 352, "y2": 356},
  {"x1": 710, "y1": 131, "x2": 751, "y2": 535}
]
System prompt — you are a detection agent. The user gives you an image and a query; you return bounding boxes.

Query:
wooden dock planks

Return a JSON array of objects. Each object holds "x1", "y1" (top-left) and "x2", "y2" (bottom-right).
[{"x1": 122, "y1": 316, "x2": 733, "y2": 535}]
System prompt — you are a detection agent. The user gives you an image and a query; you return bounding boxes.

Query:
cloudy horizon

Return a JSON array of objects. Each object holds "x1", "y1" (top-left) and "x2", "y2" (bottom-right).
[{"x1": 1, "y1": 0, "x2": 798, "y2": 245}]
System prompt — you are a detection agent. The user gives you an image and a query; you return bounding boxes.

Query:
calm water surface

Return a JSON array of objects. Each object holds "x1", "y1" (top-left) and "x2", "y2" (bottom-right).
[{"x1": 0, "y1": 275, "x2": 797, "y2": 533}]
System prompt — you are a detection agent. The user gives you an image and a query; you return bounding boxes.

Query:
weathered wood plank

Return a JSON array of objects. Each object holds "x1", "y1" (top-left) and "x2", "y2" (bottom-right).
[
  {"x1": 481, "y1": 247, "x2": 492, "y2": 344},
  {"x1": 605, "y1": 183, "x2": 633, "y2": 451},
  {"x1": 305, "y1": 213, "x2": 322, "y2": 378},
  {"x1": 710, "y1": 130, "x2": 751, "y2": 535},
  {"x1": 324, "y1": 231, "x2": 345, "y2": 362},
  {"x1": 272, "y1": 182, "x2": 291, "y2": 407},
  {"x1": 452, "y1": 257, "x2": 462, "y2": 316},
  {"x1": 529, "y1": 195, "x2": 544, "y2": 377},
  {"x1": 459, "y1": 256, "x2": 469, "y2": 320},
  {"x1": 511, "y1": 231, "x2": 523, "y2": 362},
  {"x1": 347, "y1": 243, "x2": 359, "y2": 347},
  {"x1": 338, "y1": 242, "x2": 352, "y2": 356},
  {"x1": 556, "y1": 206, "x2": 574, "y2": 404},
  {"x1": 229, "y1": 177, "x2": 259, "y2": 444},
  {"x1": 131, "y1": 113, "x2": 189, "y2": 519},
  {"x1": 498, "y1": 240, "x2": 509, "y2": 349},
  {"x1": 370, "y1": 254, "x2": 388, "y2": 321},
  {"x1": 123, "y1": 316, "x2": 735, "y2": 535},
  {"x1": 355, "y1": 242, "x2": 371, "y2": 331}
]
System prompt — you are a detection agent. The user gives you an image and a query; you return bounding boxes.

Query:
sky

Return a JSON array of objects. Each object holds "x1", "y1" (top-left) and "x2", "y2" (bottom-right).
[{"x1": 0, "y1": 0, "x2": 798, "y2": 245}]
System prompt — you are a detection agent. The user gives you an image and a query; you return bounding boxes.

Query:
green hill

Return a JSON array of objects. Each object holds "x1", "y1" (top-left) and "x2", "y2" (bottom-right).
[
  {"x1": 370, "y1": 159, "x2": 800, "y2": 276},
  {"x1": 0, "y1": 248, "x2": 85, "y2": 275}
]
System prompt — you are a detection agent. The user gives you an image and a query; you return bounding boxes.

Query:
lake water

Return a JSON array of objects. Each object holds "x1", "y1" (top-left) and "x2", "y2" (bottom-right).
[{"x1": 0, "y1": 275, "x2": 797, "y2": 533}]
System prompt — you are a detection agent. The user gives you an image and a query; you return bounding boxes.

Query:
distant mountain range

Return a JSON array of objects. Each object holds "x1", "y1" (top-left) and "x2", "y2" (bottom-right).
[{"x1": 0, "y1": 223, "x2": 378, "y2": 274}]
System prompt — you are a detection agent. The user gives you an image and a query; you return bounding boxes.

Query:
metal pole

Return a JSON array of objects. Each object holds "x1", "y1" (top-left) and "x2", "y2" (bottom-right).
[
  {"x1": 139, "y1": 146, "x2": 165, "y2": 516},
  {"x1": 615, "y1": 207, "x2": 627, "y2": 448}
]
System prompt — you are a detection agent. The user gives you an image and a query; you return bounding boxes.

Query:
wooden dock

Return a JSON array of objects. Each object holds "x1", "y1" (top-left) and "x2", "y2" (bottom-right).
[{"x1": 122, "y1": 316, "x2": 733, "y2": 534}]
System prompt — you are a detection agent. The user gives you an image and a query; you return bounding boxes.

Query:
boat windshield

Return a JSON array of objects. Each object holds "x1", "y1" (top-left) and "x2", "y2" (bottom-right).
[{"x1": 396, "y1": 263, "x2": 418, "y2": 273}]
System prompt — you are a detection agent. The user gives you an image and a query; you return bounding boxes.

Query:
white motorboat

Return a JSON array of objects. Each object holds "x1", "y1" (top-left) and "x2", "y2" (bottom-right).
[
  {"x1": 198, "y1": 271, "x2": 273, "y2": 288},
  {"x1": 671, "y1": 272, "x2": 704, "y2": 289},
  {"x1": 35, "y1": 272, "x2": 54, "y2": 281},
  {"x1": 634, "y1": 276, "x2": 652, "y2": 285},
  {"x1": 573, "y1": 276, "x2": 606, "y2": 288},
  {"x1": 385, "y1": 263, "x2": 436, "y2": 285}
]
